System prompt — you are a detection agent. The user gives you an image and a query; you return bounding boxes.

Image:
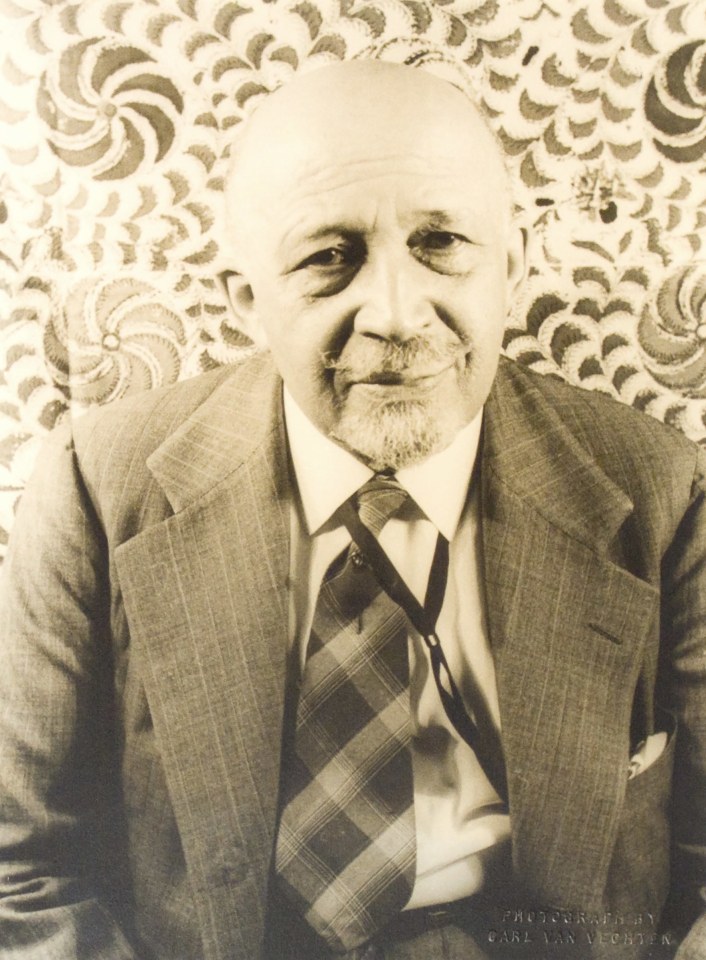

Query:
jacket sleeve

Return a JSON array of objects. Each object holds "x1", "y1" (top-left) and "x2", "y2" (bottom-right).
[
  {"x1": 663, "y1": 446, "x2": 706, "y2": 960},
  {"x1": 0, "y1": 423, "x2": 138, "y2": 960}
]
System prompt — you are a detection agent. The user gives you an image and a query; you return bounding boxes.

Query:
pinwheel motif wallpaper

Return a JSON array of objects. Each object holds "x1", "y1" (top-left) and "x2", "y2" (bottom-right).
[{"x1": 0, "y1": 0, "x2": 705, "y2": 556}]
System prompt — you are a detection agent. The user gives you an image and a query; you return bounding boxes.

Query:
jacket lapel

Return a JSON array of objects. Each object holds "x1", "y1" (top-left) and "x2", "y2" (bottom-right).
[
  {"x1": 115, "y1": 355, "x2": 290, "y2": 960},
  {"x1": 482, "y1": 360, "x2": 660, "y2": 911}
]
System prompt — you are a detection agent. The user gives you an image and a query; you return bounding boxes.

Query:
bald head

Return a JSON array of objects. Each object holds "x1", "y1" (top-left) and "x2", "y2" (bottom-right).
[{"x1": 224, "y1": 60, "x2": 511, "y2": 262}]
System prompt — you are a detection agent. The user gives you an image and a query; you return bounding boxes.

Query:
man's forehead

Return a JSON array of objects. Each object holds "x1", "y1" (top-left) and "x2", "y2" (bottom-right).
[
  {"x1": 224, "y1": 61, "x2": 510, "y2": 247},
  {"x1": 270, "y1": 184, "x2": 504, "y2": 253},
  {"x1": 254, "y1": 148, "x2": 498, "y2": 205},
  {"x1": 272, "y1": 149, "x2": 492, "y2": 189},
  {"x1": 240, "y1": 153, "x2": 507, "y2": 256}
]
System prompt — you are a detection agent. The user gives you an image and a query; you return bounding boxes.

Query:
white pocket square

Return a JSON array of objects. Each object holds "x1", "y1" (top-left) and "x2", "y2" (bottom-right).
[{"x1": 628, "y1": 731, "x2": 668, "y2": 780}]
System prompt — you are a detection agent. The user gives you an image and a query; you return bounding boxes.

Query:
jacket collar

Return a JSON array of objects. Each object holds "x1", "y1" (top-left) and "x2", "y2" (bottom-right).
[
  {"x1": 147, "y1": 353, "x2": 633, "y2": 553},
  {"x1": 483, "y1": 357, "x2": 633, "y2": 555},
  {"x1": 147, "y1": 354, "x2": 632, "y2": 552},
  {"x1": 146, "y1": 350, "x2": 288, "y2": 514}
]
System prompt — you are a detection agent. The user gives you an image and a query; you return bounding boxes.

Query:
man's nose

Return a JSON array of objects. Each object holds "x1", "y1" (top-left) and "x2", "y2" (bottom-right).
[{"x1": 353, "y1": 251, "x2": 435, "y2": 341}]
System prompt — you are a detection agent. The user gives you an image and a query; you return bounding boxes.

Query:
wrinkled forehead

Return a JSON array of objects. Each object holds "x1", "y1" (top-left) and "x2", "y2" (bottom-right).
[{"x1": 224, "y1": 62, "x2": 511, "y2": 247}]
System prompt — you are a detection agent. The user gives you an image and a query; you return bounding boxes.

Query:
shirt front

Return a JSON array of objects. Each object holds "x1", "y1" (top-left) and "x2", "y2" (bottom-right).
[{"x1": 284, "y1": 388, "x2": 510, "y2": 909}]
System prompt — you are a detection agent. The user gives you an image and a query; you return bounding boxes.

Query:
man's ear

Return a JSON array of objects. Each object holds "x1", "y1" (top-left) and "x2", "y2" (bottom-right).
[
  {"x1": 216, "y1": 270, "x2": 268, "y2": 349},
  {"x1": 507, "y1": 225, "x2": 529, "y2": 295}
]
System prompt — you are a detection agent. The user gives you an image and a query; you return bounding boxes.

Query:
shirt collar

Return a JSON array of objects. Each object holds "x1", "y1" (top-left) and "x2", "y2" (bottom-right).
[{"x1": 284, "y1": 388, "x2": 482, "y2": 541}]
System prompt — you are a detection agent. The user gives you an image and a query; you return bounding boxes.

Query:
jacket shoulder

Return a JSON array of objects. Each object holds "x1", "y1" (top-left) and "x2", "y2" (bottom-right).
[
  {"x1": 68, "y1": 353, "x2": 266, "y2": 538},
  {"x1": 497, "y1": 357, "x2": 702, "y2": 469},
  {"x1": 72, "y1": 363, "x2": 237, "y2": 455},
  {"x1": 494, "y1": 358, "x2": 705, "y2": 535}
]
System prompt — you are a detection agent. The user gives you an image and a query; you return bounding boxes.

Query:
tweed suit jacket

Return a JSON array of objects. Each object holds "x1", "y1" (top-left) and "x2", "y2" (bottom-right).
[{"x1": 0, "y1": 353, "x2": 705, "y2": 960}]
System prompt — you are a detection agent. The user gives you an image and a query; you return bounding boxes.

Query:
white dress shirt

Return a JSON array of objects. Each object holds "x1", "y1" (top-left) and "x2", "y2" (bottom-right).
[{"x1": 284, "y1": 388, "x2": 510, "y2": 909}]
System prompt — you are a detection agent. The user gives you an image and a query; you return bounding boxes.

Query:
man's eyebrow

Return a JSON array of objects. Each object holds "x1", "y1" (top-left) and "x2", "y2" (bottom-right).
[
  {"x1": 415, "y1": 210, "x2": 470, "y2": 229},
  {"x1": 278, "y1": 209, "x2": 477, "y2": 254},
  {"x1": 278, "y1": 223, "x2": 361, "y2": 253}
]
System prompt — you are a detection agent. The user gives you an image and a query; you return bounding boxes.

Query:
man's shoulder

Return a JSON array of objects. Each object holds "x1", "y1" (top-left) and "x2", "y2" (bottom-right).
[
  {"x1": 61, "y1": 352, "x2": 279, "y2": 534},
  {"x1": 496, "y1": 356, "x2": 701, "y2": 462},
  {"x1": 71, "y1": 351, "x2": 272, "y2": 462},
  {"x1": 493, "y1": 358, "x2": 704, "y2": 519}
]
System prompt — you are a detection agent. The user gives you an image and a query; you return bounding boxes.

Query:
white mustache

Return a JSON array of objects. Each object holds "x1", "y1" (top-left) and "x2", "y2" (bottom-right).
[{"x1": 323, "y1": 336, "x2": 467, "y2": 381}]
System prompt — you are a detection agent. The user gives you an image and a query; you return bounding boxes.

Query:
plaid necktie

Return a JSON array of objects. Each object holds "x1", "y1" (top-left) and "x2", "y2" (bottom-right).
[{"x1": 275, "y1": 475, "x2": 415, "y2": 953}]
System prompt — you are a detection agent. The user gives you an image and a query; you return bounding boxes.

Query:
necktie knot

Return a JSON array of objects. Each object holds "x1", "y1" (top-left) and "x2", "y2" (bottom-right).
[{"x1": 355, "y1": 474, "x2": 408, "y2": 538}]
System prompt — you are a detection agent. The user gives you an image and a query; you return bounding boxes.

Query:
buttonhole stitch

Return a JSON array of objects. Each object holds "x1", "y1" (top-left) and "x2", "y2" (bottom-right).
[{"x1": 588, "y1": 622, "x2": 622, "y2": 644}]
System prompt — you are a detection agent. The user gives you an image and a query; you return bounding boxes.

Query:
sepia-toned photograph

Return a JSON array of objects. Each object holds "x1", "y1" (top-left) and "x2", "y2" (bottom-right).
[{"x1": 0, "y1": 1, "x2": 705, "y2": 958}]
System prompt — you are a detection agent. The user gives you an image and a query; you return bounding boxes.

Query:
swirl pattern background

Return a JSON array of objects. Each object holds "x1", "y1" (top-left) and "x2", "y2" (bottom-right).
[{"x1": 1, "y1": 0, "x2": 705, "y2": 556}]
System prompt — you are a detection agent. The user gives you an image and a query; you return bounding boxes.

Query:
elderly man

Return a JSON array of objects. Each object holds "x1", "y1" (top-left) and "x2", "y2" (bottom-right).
[{"x1": 0, "y1": 60, "x2": 704, "y2": 960}]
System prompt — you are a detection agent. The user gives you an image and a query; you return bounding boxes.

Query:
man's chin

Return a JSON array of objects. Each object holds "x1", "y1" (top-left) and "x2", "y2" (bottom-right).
[{"x1": 330, "y1": 395, "x2": 455, "y2": 472}]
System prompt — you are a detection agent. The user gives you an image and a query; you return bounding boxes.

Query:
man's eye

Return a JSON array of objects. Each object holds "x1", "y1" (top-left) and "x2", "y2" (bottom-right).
[
  {"x1": 418, "y1": 231, "x2": 466, "y2": 251},
  {"x1": 410, "y1": 230, "x2": 475, "y2": 274},
  {"x1": 298, "y1": 247, "x2": 350, "y2": 269}
]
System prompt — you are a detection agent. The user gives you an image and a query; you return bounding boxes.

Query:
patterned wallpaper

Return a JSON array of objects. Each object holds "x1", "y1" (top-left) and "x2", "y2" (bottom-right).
[{"x1": 0, "y1": 0, "x2": 705, "y2": 556}]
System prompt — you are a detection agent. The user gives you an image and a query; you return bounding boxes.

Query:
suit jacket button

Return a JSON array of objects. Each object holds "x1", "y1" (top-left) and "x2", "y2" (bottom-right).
[{"x1": 216, "y1": 854, "x2": 249, "y2": 886}]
